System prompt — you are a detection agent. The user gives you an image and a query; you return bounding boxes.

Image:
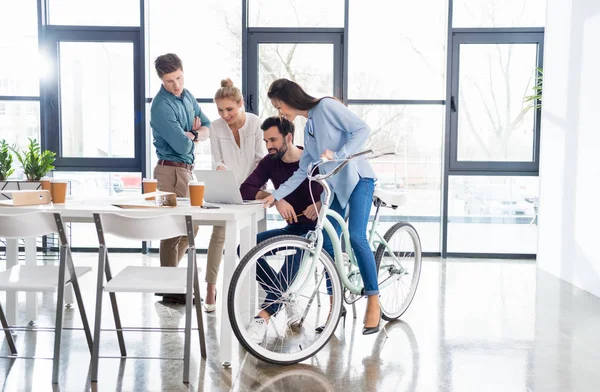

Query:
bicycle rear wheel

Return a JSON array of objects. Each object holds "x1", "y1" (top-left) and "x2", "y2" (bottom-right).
[
  {"x1": 374, "y1": 222, "x2": 422, "y2": 321},
  {"x1": 228, "y1": 235, "x2": 343, "y2": 365}
]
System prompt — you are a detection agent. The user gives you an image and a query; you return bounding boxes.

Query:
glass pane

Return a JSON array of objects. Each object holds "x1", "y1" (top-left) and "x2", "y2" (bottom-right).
[
  {"x1": 457, "y1": 44, "x2": 537, "y2": 162},
  {"x1": 348, "y1": 0, "x2": 448, "y2": 99},
  {"x1": 249, "y1": 0, "x2": 343, "y2": 27},
  {"x1": 258, "y1": 43, "x2": 334, "y2": 147},
  {"x1": 147, "y1": 0, "x2": 241, "y2": 99},
  {"x1": 52, "y1": 171, "x2": 142, "y2": 248},
  {"x1": 48, "y1": 0, "x2": 139, "y2": 26},
  {"x1": 0, "y1": 101, "x2": 40, "y2": 179},
  {"x1": 448, "y1": 176, "x2": 539, "y2": 254},
  {"x1": 0, "y1": 0, "x2": 39, "y2": 96},
  {"x1": 350, "y1": 105, "x2": 444, "y2": 252},
  {"x1": 59, "y1": 42, "x2": 134, "y2": 158},
  {"x1": 453, "y1": 0, "x2": 546, "y2": 27}
]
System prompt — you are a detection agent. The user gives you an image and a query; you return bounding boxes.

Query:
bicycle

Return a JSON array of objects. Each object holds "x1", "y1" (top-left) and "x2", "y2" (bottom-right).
[{"x1": 227, "y1": 150, "x2": 422, "y2": 365}]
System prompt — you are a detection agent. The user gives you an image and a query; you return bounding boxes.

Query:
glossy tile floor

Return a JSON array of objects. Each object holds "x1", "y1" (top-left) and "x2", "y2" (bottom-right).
[{"x1": 0, "y1": 254, "x2": 599, "y2": 392}]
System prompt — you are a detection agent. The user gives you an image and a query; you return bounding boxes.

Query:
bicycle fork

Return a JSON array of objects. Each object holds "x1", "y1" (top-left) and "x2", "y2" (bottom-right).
[{"x1": 299, "y1": 268, "x2": 327, "y2": 327}]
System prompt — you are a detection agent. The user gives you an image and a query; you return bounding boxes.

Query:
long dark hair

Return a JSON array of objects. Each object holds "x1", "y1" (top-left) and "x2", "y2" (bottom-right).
[{"x1": 267, "y1": 78, "x2": 323, "y2": 110}]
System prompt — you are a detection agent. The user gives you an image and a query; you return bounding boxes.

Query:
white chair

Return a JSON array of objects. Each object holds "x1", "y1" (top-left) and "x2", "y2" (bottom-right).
[
  {"x1": 90, "y1": 212, "x2": 206, "y2": 384},
  {"x1": 0, "y1": 212, "x2": 93, "y2": 384}
]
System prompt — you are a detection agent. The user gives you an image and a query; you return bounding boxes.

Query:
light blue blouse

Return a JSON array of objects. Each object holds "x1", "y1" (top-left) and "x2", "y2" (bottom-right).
[{"x1": 272, "y1": 98, "x2": 376, "y2": 208}]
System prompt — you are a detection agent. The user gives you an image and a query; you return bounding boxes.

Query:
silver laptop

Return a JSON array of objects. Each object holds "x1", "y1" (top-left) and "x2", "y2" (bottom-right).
[{"x1": 194, "y1": 170, "x2": 263, "y2": 205}]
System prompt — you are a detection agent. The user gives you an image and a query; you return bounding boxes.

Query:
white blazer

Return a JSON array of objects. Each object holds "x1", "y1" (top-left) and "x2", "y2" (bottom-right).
[{"x1": 209, "y1": 112, "x2": 267, "y2": 185}]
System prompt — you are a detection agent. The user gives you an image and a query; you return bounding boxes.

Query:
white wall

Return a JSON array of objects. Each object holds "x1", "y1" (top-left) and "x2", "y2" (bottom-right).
[{"x1": 538, "y1": 0, "x2": 600, "y2": 297}]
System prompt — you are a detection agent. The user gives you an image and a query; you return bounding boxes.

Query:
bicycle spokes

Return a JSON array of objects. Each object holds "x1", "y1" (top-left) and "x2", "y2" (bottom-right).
[
  {"x1": 228, "y1": 235, "x2": 344, "y2": 365},
  {"x1": 375, "y1": 223, "x2": 422, "y2": 321}
]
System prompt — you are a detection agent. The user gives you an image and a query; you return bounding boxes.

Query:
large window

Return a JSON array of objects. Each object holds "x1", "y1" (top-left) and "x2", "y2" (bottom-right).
[
  {"x1": 146, "y1": 0, "x2": 242, "y2": 176},
  {"x1": 347, "y1": 0, "x2": 448, "y2": 253},
  {"x1": 456, "y1": 43, "x2": 538, "y2": 162},
  {"x1": 453, "y1": 0, "x2": 546, "y2": 28},
  {"x1": 0, "y1": 0, "x2": 39, "y2": 97},
  {"x1": 248, "y1": 0, "x2": 344, "y2": 28},
  {"x1": 447, "y1": 176, "x2": 538, "y2": 254},
  {"x1": 0, "y1": 101, "x2": 40, "y2": 158},
  {"x1": 351, "y1": 105, "x2": 445, "y2": 252},
  {"x1": 147, "y1": 0, "x2": 242, "y2": 99},
  {"x1": 348, "y1": 0, "x2": 448, "y2": 100},
  {"x1": 0, "y1": 0, "x2": 40, "y2": 178},
  {"x1": 445, "y1": 29, "x2": 543, "y2": 255},
  {"x1": 59, "y1": 42, "x2": 135, "y2": 158},
  {"x1": 0, "y1": 1, "x2": 545, "y2": 256},
  {"x1": 44, "y1": 29, "x2": 142, "y2": 172},
  {"x1": 47, "y1": 0, "x2": 140, "y2": 26}
]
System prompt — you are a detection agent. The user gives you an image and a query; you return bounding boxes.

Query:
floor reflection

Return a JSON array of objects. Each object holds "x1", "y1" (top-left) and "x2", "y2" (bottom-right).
[{"x1": 0, "y1": 254, "x2": 598, "y2": 391}]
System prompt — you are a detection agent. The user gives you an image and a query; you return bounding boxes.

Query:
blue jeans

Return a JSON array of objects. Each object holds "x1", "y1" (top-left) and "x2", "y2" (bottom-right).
[
  {"x1": 256, "y1": 223, "x2": 316, "y2": 315},
  {"x1": 321, "y1": 177, "x2": 379, "y2": 296}
]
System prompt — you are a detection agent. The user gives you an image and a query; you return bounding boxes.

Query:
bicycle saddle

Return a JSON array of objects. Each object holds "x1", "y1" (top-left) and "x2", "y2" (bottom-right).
[{"x1": 373, "y1": 187, "x2": 407, "y2": 208}]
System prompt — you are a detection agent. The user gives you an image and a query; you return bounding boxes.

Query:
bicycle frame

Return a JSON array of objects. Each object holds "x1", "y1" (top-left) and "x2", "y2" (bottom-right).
[{"x1": 286, "y1": 172, "x2": 404, "y2": 297}]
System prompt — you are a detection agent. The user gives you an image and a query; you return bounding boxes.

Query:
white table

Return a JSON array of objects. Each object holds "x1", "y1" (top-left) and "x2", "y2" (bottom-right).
[{"x1": 0, "y1": 197, "x2": 265, "y2": 366}]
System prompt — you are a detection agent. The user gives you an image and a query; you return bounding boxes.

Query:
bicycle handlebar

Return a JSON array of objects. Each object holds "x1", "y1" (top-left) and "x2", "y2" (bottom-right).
[{"x1": 307, "y1": 149, "x2": 394, "y2": 182}]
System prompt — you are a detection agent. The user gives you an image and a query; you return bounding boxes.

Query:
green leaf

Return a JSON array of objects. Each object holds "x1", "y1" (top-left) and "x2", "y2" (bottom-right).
[
  {"x1": 0, "y1": 139, "x2": 15, "y2": 180},
  {"x1": 10, "y1": 138, "x2": 56, "y2": 180}
]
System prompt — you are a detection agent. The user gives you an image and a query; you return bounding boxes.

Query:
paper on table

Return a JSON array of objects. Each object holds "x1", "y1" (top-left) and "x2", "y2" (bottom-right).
[{"x1": 113, "y1": 191, "x2": 178, "y2": 209}]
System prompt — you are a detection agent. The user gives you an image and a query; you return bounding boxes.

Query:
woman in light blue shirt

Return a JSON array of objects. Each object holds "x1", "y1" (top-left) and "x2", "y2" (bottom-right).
[{"x1": 262, "y1": 78, "x2": 380, "y2": 335}]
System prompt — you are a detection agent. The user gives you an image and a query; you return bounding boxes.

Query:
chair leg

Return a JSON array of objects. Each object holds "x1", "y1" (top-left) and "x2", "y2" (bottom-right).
[
  {"x1": 104, "y1": 256, "x2": 126, "y2": 357},
  {"x1": 183, "y1": 249, "x2": 194, "y2": 384},
  {"x1": 66, "y1": 248, "x2": 93, "y2": 354},
  {"x1": 91, "y1": 247, "x2": 107, "y2": 382},
  {"x1": 193, "y1": 265, "x2": 207, "y2": 359},
  {"x1": 0, "y1": 303, "x2": 17, "y2": 355},
  {"x1": 52, "y1": 247, "x2": 68, "y2": 384}
]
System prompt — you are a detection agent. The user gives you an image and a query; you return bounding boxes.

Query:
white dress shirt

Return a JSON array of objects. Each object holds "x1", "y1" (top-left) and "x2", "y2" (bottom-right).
[{"x1": 209, "y1": 112, "x2": 267, "y2": 185}]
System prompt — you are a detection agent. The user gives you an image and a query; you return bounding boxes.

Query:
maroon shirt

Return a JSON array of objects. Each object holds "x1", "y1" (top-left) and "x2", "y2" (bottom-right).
[{"x1": 240, "y1": 148, "x2": 323, "y2": 226}]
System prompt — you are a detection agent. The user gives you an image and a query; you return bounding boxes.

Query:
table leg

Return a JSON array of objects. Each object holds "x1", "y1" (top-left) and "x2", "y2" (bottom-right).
[
  {"x1": 220, "y1": 220, "x2": 238, "y2": 367},
  {"x1": 248, "y1": 214, "x2": 258, "y2": 316},
  {"x1": 238, "y1": 217, "x2": 256, "y2": 328},
  {"x1": 257, "y1": 212, "x2": 267, "y2": 234},
  {"x1": 5, "y1": 239, "x2": 18, "y2": 325},
  {"x1": 25, "y1": 237, "x2": 38, "y2": 323}
]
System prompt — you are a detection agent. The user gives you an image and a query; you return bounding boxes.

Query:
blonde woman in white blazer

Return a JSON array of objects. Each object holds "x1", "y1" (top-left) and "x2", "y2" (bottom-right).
[{"x1": 204, "y1": 79, "x2": 266, "y2": 312}]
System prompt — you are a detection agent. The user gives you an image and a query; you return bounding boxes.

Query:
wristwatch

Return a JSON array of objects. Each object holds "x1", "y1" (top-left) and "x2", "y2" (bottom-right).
[{"x1": 190, "y1": 130, "x2": 199, "y2": 141}]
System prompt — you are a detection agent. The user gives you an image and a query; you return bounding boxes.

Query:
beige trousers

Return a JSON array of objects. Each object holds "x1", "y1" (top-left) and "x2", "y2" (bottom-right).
[
  {"x1": 205, "y1": 226, "x2": 225, "y2": 284},
  {"x1": 154, "y1": 164, "x2": 199, "y2": 267}
]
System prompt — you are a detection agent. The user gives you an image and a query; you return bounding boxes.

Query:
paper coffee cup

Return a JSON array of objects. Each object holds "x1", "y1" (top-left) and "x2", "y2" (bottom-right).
[
  {"x1": 40, "y1": 176, "x2": 52, "y2": 199},
  {"x1": 50, "y1": 179, "x2": 68, "y2": 204},
  {"x1": 189, "y1": 181, "x2": 205, "y2": 207},
  {"x1": 142, "y1": 178, "x2": 158, "y2": 200}
]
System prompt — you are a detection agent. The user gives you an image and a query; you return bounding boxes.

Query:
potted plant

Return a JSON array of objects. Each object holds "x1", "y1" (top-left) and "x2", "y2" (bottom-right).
[
  {"x1": 523, "y1": 67, "x2": 543, "y2": 113},
  {"x1": 0, "y1": 139, "x2": 15, "y2": 181},
  {"x1": 11, "y1": 138, "x2": 56, "y2": 181}
]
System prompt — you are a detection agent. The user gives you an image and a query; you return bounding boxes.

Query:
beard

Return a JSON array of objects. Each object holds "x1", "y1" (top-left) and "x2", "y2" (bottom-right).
[{"x1": 268, "y1": 143, "x2": 288, "y2": 160}]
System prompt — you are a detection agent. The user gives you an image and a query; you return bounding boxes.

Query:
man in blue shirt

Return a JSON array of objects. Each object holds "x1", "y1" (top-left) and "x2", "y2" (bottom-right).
[{"x1": 150, "y1": 53, "x2": 211, "y2": 304}]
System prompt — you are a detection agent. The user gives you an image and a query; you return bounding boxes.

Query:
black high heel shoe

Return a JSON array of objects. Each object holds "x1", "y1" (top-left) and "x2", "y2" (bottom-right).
[
  {"x1": 315, "y1": 306, "x2": 347, "y2": 333},
  {"x1": 362, "y1": 309, "x2": 381, "y2": 335}
]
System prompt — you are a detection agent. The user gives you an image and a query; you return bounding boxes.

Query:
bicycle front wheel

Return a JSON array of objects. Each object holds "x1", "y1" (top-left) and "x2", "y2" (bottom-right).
[
  {"x1": 228, "y1": 235, "x2": 343, "y2": 365},
  {"x1": 375, "y1": 222, "x2": 422, "y2": 321}
]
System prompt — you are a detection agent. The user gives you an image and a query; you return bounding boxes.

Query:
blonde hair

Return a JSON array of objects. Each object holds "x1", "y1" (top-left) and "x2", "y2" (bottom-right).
[{"x1": 214, "y1": 78, "x2": 243, "y2": 103}]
